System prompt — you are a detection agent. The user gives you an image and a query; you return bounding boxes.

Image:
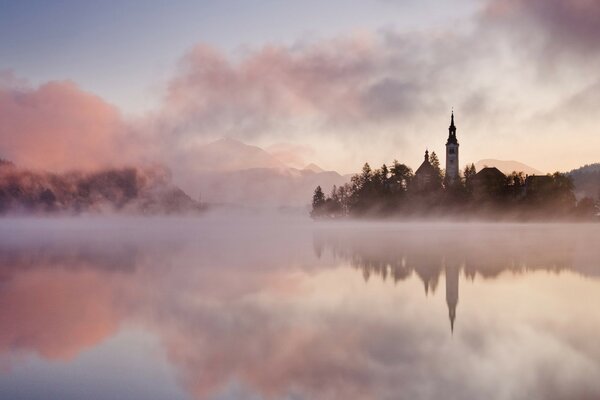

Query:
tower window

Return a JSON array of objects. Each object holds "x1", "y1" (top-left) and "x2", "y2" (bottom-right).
[{"x1": 449, "y1": 148, "x2": 455, "y2": 154}]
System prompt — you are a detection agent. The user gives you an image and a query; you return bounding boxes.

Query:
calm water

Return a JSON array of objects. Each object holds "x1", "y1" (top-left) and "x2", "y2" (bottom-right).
[{"x1": 1, "y1": 216, "x2": 600, "y2": 400}]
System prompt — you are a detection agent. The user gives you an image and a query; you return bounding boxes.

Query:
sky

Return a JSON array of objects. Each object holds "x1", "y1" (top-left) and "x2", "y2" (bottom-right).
[{"x1": 1, "y1": 0, "x2": 599, "y2": 174}]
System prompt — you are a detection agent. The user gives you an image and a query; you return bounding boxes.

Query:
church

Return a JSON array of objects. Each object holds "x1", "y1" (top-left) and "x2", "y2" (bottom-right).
[{"x1": 414, "y1": 112, "x2": 460, "y2": 189}]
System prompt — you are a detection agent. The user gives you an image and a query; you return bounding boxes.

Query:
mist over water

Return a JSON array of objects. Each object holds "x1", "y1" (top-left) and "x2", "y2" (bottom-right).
[{"x1": 1, "y1": 215, "x2": 600, "y2": 400}]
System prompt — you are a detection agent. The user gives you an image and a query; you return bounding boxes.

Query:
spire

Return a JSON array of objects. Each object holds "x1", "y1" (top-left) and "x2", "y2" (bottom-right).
[
  {"x1": 424, "y1": 149, "x2": 429, "y2": 162},
  {"x1": 445, "y1": 264, "x2": 459, "y2": 335},
  {"x1": 447, "y1": 110, "x2": 458, "y2": 145}
]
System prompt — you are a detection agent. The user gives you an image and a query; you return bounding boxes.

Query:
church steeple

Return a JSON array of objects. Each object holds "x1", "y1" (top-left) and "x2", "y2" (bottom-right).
[
  {"x1": 445, "y1": 110, "x2": 460, "y2": 184},
  {"x1": 447, "y1": 111, "x2": 458, "y2": 145}
]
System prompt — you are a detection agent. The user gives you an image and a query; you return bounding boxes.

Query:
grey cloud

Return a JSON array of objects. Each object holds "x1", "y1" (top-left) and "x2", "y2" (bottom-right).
[{"x1": 482, "y1": 0, "x2": 600, "y2": 62}]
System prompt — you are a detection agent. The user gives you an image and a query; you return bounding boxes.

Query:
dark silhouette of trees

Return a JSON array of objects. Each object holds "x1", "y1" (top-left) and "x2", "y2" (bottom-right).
[
  {"x1": 311, "y1": 186, "x2": 326, "y2": 218},
  {"x1": 311, "y1": 159, "x2": 590, "y2": 221},
  {"x1": 0, "y1": 164, "x2": 203, "y2": 215},
  {"x1": 429, "y1": 151, "x2": 444, "y2": 189},
  {"x1": 390, "y1": 160, "x2": 413, "y2": 191},
  {"x1": 463, "y1": 163, "x2": 476, "y2": 195},
  {"x1": 575, "y1": 197, "x2": 597, "y2": 219}
]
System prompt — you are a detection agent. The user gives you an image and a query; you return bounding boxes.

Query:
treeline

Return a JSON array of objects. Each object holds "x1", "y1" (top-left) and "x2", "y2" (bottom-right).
[
  {"x1": 311, "y1": 157, "x2": 599, "y2": 220},
  {"x1": 0, "y1": 161, "x2": 204, "y2": 215}
]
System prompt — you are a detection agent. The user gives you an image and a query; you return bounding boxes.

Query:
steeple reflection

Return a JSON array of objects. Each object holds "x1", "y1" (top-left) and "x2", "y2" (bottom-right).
[
  {"x1": 445, "y1": 262, "x2": 459, "y2": 333},
  {"x1": 313, "y1": 223, "x2": 600, "y2": 333}
]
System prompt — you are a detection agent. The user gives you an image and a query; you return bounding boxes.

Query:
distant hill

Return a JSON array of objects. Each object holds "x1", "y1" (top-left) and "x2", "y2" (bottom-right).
[
  {"x1": 475, "y1": 159, "x2": 543, "y2": 176},
  {"x1": 0, "y1": 163, "x2": 203, "y2": 214},
  {"x1": 569, "y1": 163, "x2": 600, "y2": 200}
]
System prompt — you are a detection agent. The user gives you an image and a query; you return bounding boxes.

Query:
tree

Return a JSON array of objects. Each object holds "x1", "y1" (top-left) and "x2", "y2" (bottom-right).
[
  {"x1": 550, "y1": 172, "x2": 576, "y2": 212},
  {"x1": 575, "y1": 197, "x2": 596, "y2": 219},
  {"x1": 507, "y1": 171, "x2": 525, "y2": 187},
  {"x1": 507, "y1": 171, "x2": 525, "y2": 198},
  {"x1": 429, "y1": 151, "x2": 444, "y2": 189},
  {"x1": 311, "y1": 186, "x2": 326, "y2": 218},
  {"x1": 464, "y1": 164, "x2": 476, "y2": 183},
  {"x1": 390, "y1": 160, "x2": 413, "y2": 191},
  {"x1": 374, "y1": 164, "x2": 391, "y2": 197}
]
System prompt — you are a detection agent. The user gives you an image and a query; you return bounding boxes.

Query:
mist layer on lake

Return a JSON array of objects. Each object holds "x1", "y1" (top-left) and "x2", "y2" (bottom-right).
[{"x1": 1, "y1": 216, "x2": 599, "y2": 400}]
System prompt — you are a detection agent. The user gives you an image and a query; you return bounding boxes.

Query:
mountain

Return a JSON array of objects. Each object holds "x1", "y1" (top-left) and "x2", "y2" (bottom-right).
[
  {"x1": 183, "y1": 168, "x2": 347, "y2": 208},
  {"x1": 174, "y1": 138, "x2": 348, "y2": 207},
  {"x1": 265, "y1": 142, "x2": 315, "y2": 169},
  {"x1": 303, "y1": 163, "x2": 325, "y2": 173},
  {"x1": 188, "y1": 138, "x2": 287, "y2": 171},
  {"x1": 569, "y1": 163, "x2": 600, "y2": 200},
  {"x1": 475, "y1": 159, "x2": 544, "y2": 176}
]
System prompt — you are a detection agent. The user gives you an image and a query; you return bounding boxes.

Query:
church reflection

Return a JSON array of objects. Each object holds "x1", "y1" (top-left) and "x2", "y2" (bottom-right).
[{"x1": 313, "y1": 225, "x2": 599, "y2": 333}]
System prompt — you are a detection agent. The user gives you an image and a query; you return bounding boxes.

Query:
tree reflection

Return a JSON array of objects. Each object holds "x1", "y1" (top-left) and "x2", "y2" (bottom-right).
[{"x1": 313, "y1": 224, "x2": 600, "y2": 332}]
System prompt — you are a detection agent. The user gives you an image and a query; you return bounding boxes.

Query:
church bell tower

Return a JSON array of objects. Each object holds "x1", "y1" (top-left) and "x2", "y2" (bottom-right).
[{"x1": 445, "y1": 111, "x2": 459, "y2": 185}]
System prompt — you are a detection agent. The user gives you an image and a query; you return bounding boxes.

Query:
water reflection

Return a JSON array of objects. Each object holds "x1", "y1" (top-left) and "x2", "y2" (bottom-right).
[
  {"x1": 314, "y1": 223, "x2": 600, "y2": 333},
  {"x1": 1, "y1": 218, "x2": 600, "y2": 400}
]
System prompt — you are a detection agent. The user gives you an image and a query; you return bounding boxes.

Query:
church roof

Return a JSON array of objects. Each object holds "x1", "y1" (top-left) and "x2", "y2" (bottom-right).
[
  {"x1": 474, "y1": 167, "x2": 506, "y2": 181},
  {"x1": 415, "y1": 151, "x2": 435, "y2": 176}
]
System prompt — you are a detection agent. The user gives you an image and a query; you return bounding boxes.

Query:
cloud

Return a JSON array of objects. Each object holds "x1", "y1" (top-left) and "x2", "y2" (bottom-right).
[
  {"x1": 156, "y1": 34, "x2": 448, "y2": 142},
  {"x1": 482, "y1": 0, "x2": 600, "y2": 62},
  {"x1": 0, "y1": 78, "x2": 136, "y2": 171},
  {"x1": 3, "y1": 0, "x2": 600, "y2": 176}
]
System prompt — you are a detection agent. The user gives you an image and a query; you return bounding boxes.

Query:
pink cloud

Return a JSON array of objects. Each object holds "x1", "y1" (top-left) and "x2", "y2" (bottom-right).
[{"x1": 0, "y1": 79, "x2": 134, "y2": 171}]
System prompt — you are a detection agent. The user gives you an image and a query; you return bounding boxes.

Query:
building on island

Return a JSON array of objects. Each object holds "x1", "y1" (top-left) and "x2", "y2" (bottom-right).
[
  {"x1": 445, "y1": 112, "x2": 459, "y2": 184},
  {"x1": 413, "y1": 150, "x2": 437, "y2": 191},
  {"x1": 472, "y1": 167, "x2": 507, "y2": 199},
  {"x1": 414, "y1": 112, "x2": 460, "y2": 190}
]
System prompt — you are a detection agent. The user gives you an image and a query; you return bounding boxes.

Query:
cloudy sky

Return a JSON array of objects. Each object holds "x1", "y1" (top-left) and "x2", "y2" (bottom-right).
[{"x1": 1, "y1": 0, "x2": 599, "y2": 174}]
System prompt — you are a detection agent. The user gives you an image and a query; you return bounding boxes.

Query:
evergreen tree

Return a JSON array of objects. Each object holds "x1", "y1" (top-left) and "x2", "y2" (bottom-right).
[
  {"x1": 464, "y1": 163, "x2": 476, "y2": 181},
  {"x1": 311, "y1": 186, "x2": 326, "y2": 218},
  {"x1": 390, "y1": 160, "x2": 413, "y2": 191},
  {"x1": 429, "y1": 152, "x2": 443, "y2": 189}
]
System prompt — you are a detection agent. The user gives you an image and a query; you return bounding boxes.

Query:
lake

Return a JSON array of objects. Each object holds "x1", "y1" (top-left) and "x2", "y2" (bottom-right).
[{"x1": 1, "y1": 215, "x2": 599, "y2": 400}]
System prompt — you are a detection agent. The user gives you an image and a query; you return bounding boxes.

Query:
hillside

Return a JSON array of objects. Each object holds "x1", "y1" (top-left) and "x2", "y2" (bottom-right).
[
  {"x1": 569, "y1": 163, "x2": 600, "y2": 200},
  {"x1": 0, "y1": 163, "x2": 203, "y2": 214}
]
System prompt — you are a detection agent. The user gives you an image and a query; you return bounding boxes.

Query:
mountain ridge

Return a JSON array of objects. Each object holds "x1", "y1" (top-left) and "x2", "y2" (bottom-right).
[{"x1": 475, "y1": 159, "x2": 544, "y2": 176}]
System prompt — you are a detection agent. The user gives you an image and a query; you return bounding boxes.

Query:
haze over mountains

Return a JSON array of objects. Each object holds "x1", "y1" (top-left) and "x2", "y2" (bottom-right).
[
  {"x1": 175, "y1": 138, "x2": 348, "y2": 207},
  {"x1": 189, "y1": 137, "x2": 287, "y2": 171},
  {"x1": 1, "y1": 135, "x2": 595, "y2": 212},
  {"x1": 174, "y1": 138, "x2": 593, "y2": 208}
]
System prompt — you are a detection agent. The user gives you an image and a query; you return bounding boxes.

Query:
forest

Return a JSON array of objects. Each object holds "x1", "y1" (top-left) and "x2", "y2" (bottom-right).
[
  {"x1": 311, "y1": 153, "x2": 599, "y2": 220},
  {"x1": 0, "y1": 159, "x2": 203, "y2": 215}
]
